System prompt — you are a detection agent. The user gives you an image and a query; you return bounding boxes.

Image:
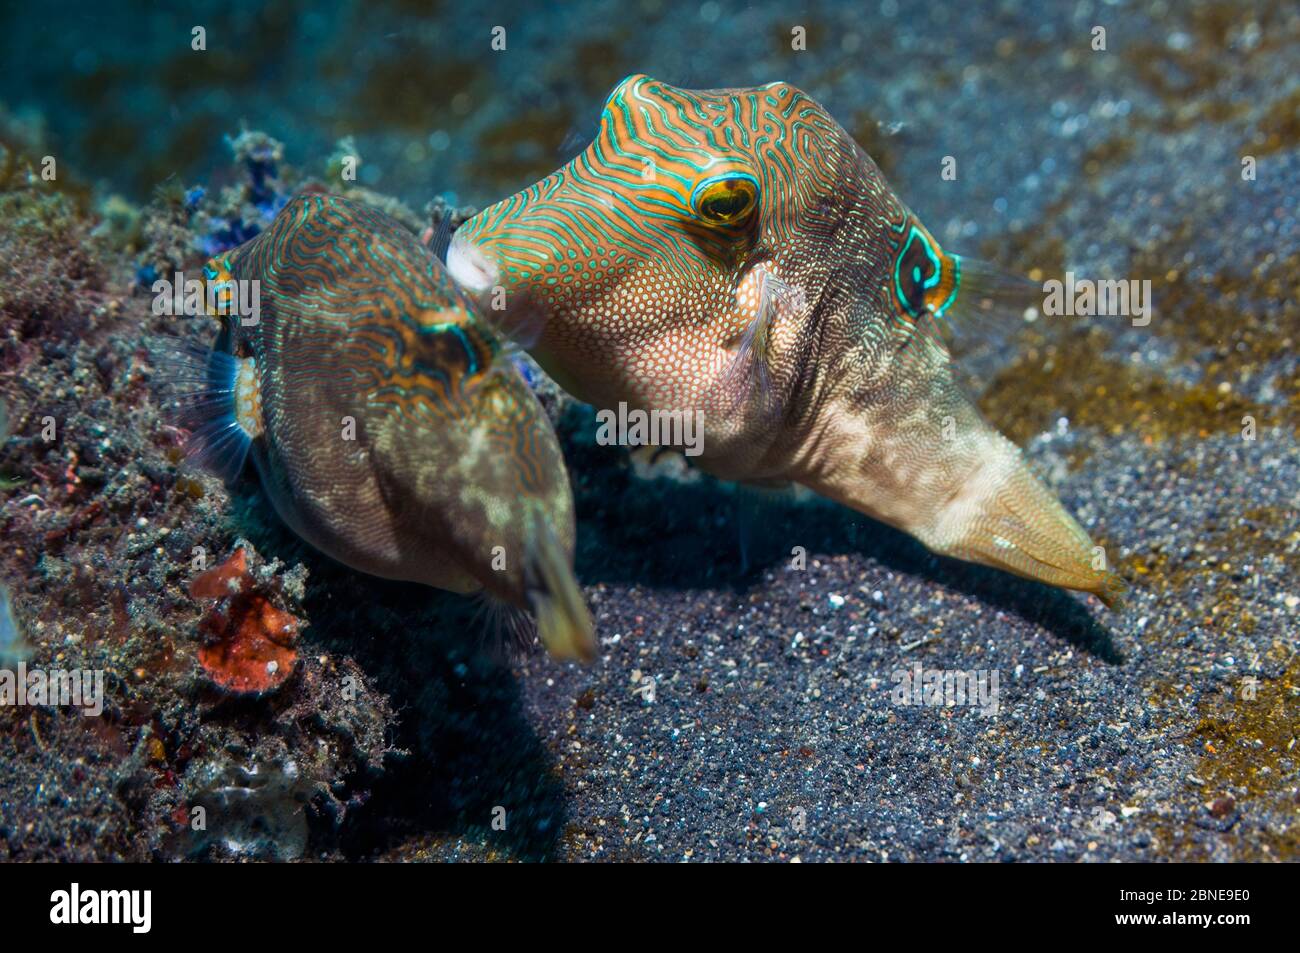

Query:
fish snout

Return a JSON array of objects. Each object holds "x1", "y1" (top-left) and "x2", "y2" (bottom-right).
[
  {"x1": 921, "y1": 434, "x2": 1125, "y2": 608},
  {"x1": 521, "y1": 509, "x2": 596, "y2": 662}
]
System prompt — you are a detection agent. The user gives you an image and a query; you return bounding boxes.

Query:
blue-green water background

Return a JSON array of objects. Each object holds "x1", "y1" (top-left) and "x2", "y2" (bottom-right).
[{"x1": 1, "y1": 0, "x2": 1183, "y2": 233}]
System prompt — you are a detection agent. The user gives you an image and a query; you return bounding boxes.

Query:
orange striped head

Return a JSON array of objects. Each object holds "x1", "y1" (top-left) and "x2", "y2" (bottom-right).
[
  {"x1": 449, "y1": 75, "x2": 959, "y2": 423},
  {"x1": 450, "y1": 77, "x2": 842, "y2": 410}
]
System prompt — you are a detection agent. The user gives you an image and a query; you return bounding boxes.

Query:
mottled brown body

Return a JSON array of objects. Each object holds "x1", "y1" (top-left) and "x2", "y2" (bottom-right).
[{"x1": 190, "y1": 195, "x2": 594, "y2": 658}]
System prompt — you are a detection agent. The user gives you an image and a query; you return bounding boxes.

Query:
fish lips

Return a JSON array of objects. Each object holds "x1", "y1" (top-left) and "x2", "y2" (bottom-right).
[{"x1": 446, "y1": 233, "x2": 498, "y2": 293}]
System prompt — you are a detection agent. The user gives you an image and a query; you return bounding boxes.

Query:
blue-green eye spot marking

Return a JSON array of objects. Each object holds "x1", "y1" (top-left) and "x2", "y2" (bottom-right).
[{"x1": 894, "y1": 225, "x2": 959, "y2": 318}]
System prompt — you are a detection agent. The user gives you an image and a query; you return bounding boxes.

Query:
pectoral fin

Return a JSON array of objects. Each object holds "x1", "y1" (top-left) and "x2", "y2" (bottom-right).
[{"x1": 710, "y1": 264, "x2": 805, "y2": 421}]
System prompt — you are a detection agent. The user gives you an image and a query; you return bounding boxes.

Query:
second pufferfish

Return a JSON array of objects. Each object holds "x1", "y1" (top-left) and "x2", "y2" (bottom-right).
[{"x1": 166, "y1": 193, "x2": 595, "y2": 661}]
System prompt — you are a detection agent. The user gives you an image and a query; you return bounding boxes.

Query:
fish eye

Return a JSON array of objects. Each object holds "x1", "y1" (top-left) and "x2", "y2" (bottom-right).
[{"x1": 691, "y1": 174, "x2": 759, "y2": 226}]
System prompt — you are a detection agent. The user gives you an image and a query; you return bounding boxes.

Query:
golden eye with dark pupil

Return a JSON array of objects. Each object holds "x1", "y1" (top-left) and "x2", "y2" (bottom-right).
[
  {"x1": 702, "y1": 191, "x2": 749, "y2": 221},
  {"x1": 693, "y1": 175, "x2": 758, "y2": 225}
]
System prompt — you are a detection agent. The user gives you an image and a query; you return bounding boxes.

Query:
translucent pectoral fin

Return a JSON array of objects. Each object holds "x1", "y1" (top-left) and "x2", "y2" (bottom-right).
[
  {"x1": 889, "y1": 234, "x2": 1039, "y2": 371},
  {"x1": 944, "y1": 255, "x2": 1041, "y2": 341},
  {"x1": 710, "y1": 264, "x2": 805, "y2": 422}
]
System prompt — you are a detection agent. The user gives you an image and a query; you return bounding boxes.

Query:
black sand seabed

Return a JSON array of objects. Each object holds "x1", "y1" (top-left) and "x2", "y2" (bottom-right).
[{"x1": 0, "y1": 0, "x2": 1296, "y2": 861}]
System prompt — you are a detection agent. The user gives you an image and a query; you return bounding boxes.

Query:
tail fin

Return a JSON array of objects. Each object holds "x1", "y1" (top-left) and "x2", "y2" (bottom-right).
[
  {"x1": 525, "y1": 516, "x2": 595, "y2": 662},
  {"x1": 151, "y1": 336, "x2": 259, "y2": 482}
]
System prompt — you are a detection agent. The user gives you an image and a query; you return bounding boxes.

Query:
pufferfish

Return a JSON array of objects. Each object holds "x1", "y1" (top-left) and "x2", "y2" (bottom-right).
[
  {"x1": 164, "y1": 193, "x2": 595, "y2": 659},
  {"x1": 447, "y1": 74, "x2": 1124, "y2": 606}
]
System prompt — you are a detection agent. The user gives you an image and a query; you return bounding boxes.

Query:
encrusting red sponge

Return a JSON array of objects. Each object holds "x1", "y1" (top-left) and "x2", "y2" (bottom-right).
[{"x1": 189, "y1": 548, "x2": 301, "y2": 695}]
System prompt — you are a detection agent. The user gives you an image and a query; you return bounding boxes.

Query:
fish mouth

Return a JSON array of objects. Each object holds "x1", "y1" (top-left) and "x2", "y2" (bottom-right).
[
  {"x1": 926, "y1": 439, "x2": 1126, "y2": 608},
  {"x1": 523, "y1": 512, "x2": 596, "y2": 662},
  {"x1": 446, "y1": 233, "x2": 498, "y2": 293}
]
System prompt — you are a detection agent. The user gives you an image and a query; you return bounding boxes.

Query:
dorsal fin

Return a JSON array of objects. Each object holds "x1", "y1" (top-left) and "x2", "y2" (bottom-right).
[{"x1": 885, "y1": 218, "x2": 1039, "y2": 368}]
